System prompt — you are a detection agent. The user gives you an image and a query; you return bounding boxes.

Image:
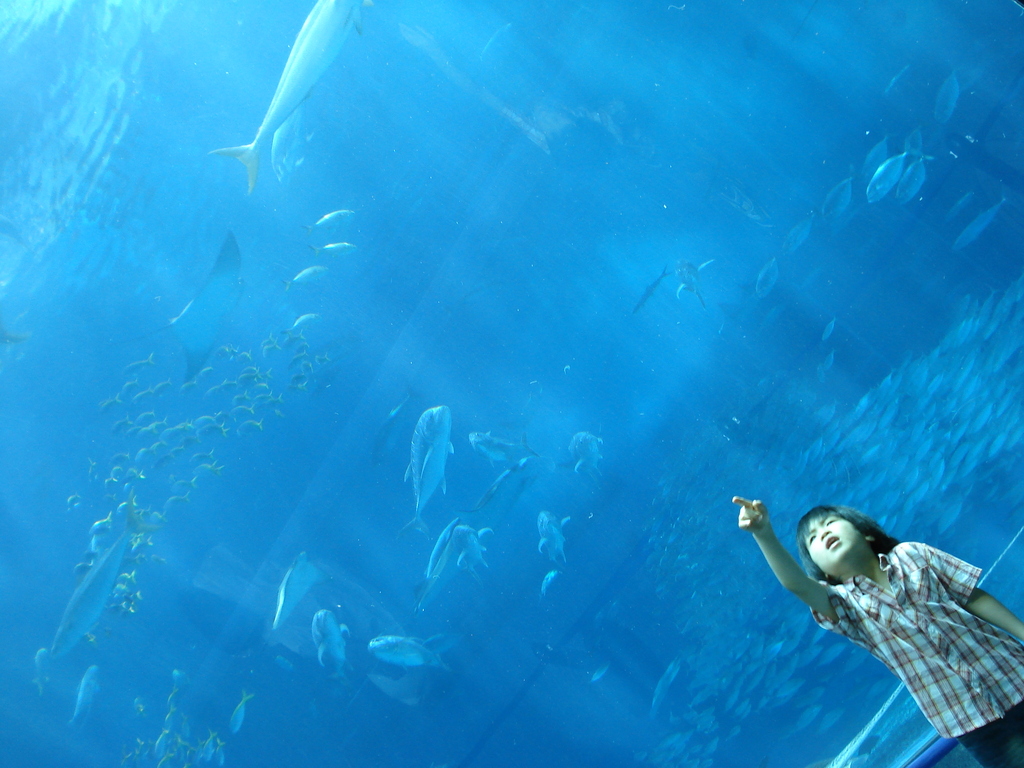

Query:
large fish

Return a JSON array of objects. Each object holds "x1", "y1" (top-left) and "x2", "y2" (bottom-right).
[
  {"x1": 211, "y1": 0, "x2": 370, "y2": 193},
  {"x1": 468, "y1": 431, "x2": 537, "y2": 466},
  {"x1": 895, "y1": 158, "x2": 926, "y2": 204},
  {"x1": 272, "y1": 552, "x2": 324, "y2": 630},
  {"x1": 650, "y1": 653, "x2": 684, "y2": 719},
  {"x1": 414, "y1": 518, "x2": 460, "y2": 611},
  {"x1": 51, "y1": 499, "x2": 149, "y2": 657},
  {"x1": 674, "y1": 259, "x2": 713, "y2": 308},
  {"x1": 70, "y1": 665, "x2": 99, "y2": 725},
  {"x1": 467, "y1": 455, "x2": 549, "y2": 529},
  {"x1": 782, "y1": 215, "x2": 813, "y2": 255},
  {"x1": 866, "y1": 153, "x2": 907, "y2": 203},
  {"x1": 632, "y1": 266, "x2": 670, "y2": 314},
  {"x1": 171, "y1": 233, "x2": 243, "y2": 381},
  {"x1": 953, "y1": 199, "x2": 1004, "y2": 251},
  {"x1": 569, "y1": 432, "x2": 603, "y2": 475},
  {"x1": 403, "y1": 405, "x2": 454, "y2": 535},
  {"x1": 755, "y1": 258, "x2": 778, "y2": 298},
  {"x1": 537, "y1": 510, "x2": 570, "y2": 563},
  {"x1": 311, "y1": 609, "x2": 349, "y2": 677},
  {"x1": 368, "y1": 635, "x2": 449, "y2": 670},
  {"x1": 934, "y1": 72, "x2": 959, "y2": 124},
  {"x1": 821, "y1": 178, "x2": 852, "y2": 221}
]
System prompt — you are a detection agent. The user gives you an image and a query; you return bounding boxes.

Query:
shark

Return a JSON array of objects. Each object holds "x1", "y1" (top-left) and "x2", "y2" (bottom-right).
[
  {"x1": 211, "y1": 0, "x2": 371, "y2": 193},
  {"x1": 170, "y1": 232, "x2": 244, "y2": 381}
]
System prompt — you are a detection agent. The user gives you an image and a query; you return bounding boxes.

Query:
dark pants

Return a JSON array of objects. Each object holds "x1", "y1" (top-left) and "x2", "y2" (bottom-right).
[{"x1": 959, "y1": 700, "x2": 1024, "y2": 768}]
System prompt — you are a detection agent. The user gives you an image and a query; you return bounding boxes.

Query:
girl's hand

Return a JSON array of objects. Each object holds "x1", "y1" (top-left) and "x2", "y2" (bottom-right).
[{"x1": 733, "y1": 496, "x2": 769, "y2": 534}]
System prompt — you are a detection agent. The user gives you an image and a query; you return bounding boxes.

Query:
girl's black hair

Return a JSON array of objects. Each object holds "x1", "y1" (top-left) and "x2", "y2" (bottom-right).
[{"x1": 796, "y1": 505, "x2": 901, "y2": 584}]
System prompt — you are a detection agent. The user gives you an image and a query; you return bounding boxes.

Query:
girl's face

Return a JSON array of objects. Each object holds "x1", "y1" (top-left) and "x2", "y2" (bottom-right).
[{"x1": 804, "y1": 514, "x2": 876, "y2": 580}]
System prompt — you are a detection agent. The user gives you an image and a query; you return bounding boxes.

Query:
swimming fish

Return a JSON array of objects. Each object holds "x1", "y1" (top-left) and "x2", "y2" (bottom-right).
[
  {"x1": 821, "y1": 178, "x2": 852, "y2": 221},
  {"x1": 866, "y1": 153, "x2": 907, "y2": 203},
  {"x1": 861, "y1": 137, "x2": 888, "y2": 182},
  {"x1": 945, "y1": 191, "x2": 975, "y2": 221},
  {"x1": 51, "y1": 498, "x2": 152, "y2": 657},
  {"x1": 283, "y1": 266, "x2": 328, "y2": 290},
  {"x1": 304, "y1": 209, "x2": 354, "y2": 233},
  {"x1": 272, "y1": 552, "x2": 324, "y2": 630},
  {"x1": 934, "y1": 72, "x2": 959, "y2": 124},
  {"x1": 450, "y1": 524, "x2": 491, "y2": 574},
  {"x1": 371, "y1": 394, "x2": 410, "y2": 464},
  {"x1": 211, "y1": 0, "x2": 370, "y2": 193},
  {"x1": 591, "y1": 662, "x2": 610, "y2": 683},
  {"x1": 895, "y1": 158, "x2": 926, "y2": 204},
  {"x1": 467, "y1": 456, "x2": 548, "y2": 529},
  {"x1": 650, "y1": 653, "x2": 684, "y2": 719},
  {"x1": 632, "y1": 265, "x2": 670, "y2": 314},
  {"x1": 32, "y1": 647, "x2": 49, "y2": 695},
  {"x1": 468, "y1": 431, "x2": 537, "y2": 466},
  {"x1": 755, "y1": 258, "x2": 778, "y2": 298},
  {"x1": 903, "y1": 127, "x2": 923, "y2": 157},
  {"x1": 309, "y1": 242, "x2": 356, "y2": 257},
  {"x1": 782, "y1": 215, "x2": 813, "y2": 255},
  {"x1": 540, "y1": 569, "x2": 559, "y2": 598},
  {"x1": 569, "y1": 431, "x2": 603, "y2": 475},
  {"x1": 171, "y1": 232, "x2": 244, "y2": 381},
  {"x1": 311, "y1": 609, "x2": 350, "y2": 677},
  {"x1": 822, "y1": 317, "x2": 836, "y2": 342},
  {"x1": 479, "y1": 21, "x2": 510, "y2": 60},
  {"x1": 367, "y1": 635, "x2": 449, "y2": 670},
  {"x1": 884, "y1": 64, "x2": 910, "y2": 95},
  {"x1": 403, "y1": 405, "x2": 454, "y2": 536},
  {"x1": 70, "y1": 665, "x2": 100, "y2": 725},
  {"x1": 284, "y1": 313, "x2": 321, "y2": 333},
  {"x1": 0, "y1": 303, "x2": 30, "y2": 344},
  {"x1": 674, "y1": 259, "x2": 714, "y2": 308},
  {"x1": 953, "y1": 199, "x2": 1004, "y2": 251},
  {"x1": 229, "y1": 691, "x2": 254, "y2": 734},
  {"x1": 415, "y1": 518, "x2": 460, "y2": 611},
  {"x1": 537, "y1": 510, "x2": 570, "y2": 563}
]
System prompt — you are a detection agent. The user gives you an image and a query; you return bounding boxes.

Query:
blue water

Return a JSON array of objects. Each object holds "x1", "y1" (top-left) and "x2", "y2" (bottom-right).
[{"x1": 3, "y1": 0, "x2": 1024, "y2": 766}]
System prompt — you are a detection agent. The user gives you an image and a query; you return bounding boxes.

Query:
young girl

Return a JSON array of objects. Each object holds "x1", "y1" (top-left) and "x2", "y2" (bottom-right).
[{"x1": 734, "y1": 496, "x2": 1024, "y2": 768}]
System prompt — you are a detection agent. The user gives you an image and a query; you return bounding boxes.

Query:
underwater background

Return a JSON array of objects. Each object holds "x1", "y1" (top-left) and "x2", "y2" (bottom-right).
[{"x1": 2, "y1": 0, "x2": 1024, "y2": 766}]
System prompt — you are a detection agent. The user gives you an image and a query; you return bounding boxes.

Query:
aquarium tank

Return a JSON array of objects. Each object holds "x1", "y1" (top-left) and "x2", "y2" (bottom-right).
[{"x1": 1, "y1": 0, "x2": 1023, "y2": 766}]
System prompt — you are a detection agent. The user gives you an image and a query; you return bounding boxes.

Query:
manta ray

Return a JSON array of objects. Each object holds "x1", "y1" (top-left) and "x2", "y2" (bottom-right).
[{"x1": 171, "y1": 232, "x2": 244, "y2": 380}]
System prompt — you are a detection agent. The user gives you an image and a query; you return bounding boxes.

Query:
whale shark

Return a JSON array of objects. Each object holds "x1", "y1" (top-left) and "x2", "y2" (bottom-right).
[{"x1": 211, "y1": 0, "x2": 371, "y2": 193}]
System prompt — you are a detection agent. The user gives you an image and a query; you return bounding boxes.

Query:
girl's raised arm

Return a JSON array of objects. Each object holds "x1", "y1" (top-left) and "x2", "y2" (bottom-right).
[{"x1": 733, "y1": 496, "x2": 838, "y2": 621}]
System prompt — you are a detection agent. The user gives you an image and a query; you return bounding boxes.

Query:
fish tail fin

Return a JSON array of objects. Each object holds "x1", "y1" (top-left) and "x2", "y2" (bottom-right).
[
  {"x1": 399, "y1": 515, "x2": 429, "y2": 538},
  {"x1": 210, "y1": 143, "x2": 259, "y2": 194},
  {"x1": 521, "y1": 434, "x2": 539, "y2": 457},
  {"x1": 282, "y1": 280, "x2": 291, "y2": 291},
  {"x1": 308, "y1": 244, "x2": 322, "y2": 257},
  {"x1": 302, "y1": 225, "x2": 314, "y2": 235}
]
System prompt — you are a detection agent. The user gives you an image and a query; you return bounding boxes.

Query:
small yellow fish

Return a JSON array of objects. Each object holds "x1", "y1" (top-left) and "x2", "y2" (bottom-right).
[
  {"x1": 124, "y1": 353, "x2": 155, "y2": 372},
  {"x1": 237, "y1": 419, "x2": 263, "y2": 435}
]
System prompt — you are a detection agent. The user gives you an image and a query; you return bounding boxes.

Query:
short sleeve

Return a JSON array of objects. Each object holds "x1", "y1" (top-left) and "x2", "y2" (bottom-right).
[
  {"x1": 810, "y1": 583, "x2": 863, "y2": 642},
  {"x1": 922, "y1": 544, "x2": 981, "y2": 606}
]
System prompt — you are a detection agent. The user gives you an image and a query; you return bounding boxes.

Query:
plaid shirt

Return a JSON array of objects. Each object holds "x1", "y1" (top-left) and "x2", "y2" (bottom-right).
[{"x1": 811, "y1": 541, "x2": 1024, "y2": 738}]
